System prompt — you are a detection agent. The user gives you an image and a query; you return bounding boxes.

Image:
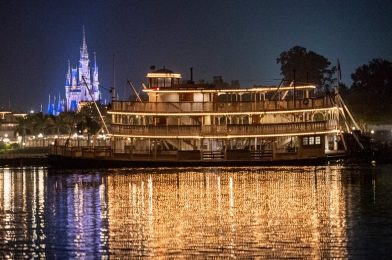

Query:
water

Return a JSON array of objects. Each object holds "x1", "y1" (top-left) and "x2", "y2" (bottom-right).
[{"x1": 0, "y1": 165, "x2": 391, "y2": 258}]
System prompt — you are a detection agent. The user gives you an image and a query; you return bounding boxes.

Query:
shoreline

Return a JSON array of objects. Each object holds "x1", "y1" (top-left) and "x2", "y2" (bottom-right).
[{"x1": 0, "y1": 153, "x2": 47, "y2": 167}]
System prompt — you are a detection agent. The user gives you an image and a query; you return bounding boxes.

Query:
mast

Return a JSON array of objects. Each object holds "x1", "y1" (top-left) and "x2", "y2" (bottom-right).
[
  {"x1": 111, "y1": 53, "x2": 116, "y2": 101},
  {"x1": 82, "y1": 76, "x2": 110, "y2": 134}
]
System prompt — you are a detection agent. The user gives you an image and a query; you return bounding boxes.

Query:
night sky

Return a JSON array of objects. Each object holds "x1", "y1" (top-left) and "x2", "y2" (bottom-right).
[{"x1": 1, "y1": 0, "x2": 392, "y2": 111}]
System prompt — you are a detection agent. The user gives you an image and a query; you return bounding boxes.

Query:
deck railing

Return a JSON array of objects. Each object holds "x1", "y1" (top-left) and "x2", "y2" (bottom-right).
[
  {"x1": 111, "y1": 120, "x2": 336, "y2": 137},
  {"x1": 110, "y1": 97, "x2": 333, "y2": 114},
  {"x1": 49, "y1": 145, "x2": 112, "y2": 158}
]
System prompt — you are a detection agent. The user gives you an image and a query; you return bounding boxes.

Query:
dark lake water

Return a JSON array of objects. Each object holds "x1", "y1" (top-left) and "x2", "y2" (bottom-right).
[{"x1": 0, "y1": 164, "x2": 392, "y2": 258}]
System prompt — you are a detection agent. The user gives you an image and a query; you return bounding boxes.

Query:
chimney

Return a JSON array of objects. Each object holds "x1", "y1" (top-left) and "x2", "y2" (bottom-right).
[{"x1": 188, "y1": 67, "x2": 194, "y2": 84}]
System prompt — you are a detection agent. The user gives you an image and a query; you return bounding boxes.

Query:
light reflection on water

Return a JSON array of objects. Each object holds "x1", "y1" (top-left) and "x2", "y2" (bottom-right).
[{"x1": 0, "y1": 165, "x2": 391, "y2": 258}]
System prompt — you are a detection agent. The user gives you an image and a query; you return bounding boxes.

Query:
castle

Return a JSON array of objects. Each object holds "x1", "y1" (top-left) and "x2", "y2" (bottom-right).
[
  {"x1": 65, "y1": 27, "x2": 101, "y2": 111},
  {"x1": 48, "y1": 28, "x2": 101, "y2": 115}
]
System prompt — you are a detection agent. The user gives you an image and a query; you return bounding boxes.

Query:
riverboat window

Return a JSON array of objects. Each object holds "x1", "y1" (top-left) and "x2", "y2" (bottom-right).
[
  {"x1": 154, "y1": 78, "x2": 171, "y2": 88},
  {"x1": 180, "y1": 93, "x2": 193, "y2": 102},
  {"x1": 302, "y1": 135, "x2": 322, "y2": 146},
  {"x1": 158, "y1": 78, "x2": 165, "y2": 87}
]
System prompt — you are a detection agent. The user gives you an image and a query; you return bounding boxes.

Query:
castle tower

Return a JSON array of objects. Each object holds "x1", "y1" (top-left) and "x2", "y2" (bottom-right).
[{"x1": 92, "y1": 51, "x2": 99, "y2": 94}]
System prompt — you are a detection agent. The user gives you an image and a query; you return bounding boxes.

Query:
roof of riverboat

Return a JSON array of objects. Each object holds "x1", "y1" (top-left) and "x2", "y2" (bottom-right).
[{"x1": 143, "y1": 84, "x2": 317, "y2": 93}]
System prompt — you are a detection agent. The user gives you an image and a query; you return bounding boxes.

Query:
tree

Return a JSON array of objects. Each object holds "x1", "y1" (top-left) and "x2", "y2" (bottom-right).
[
  {"x1": 344, "y1": 58, "x2": 392, "y2": 123},
  {"x1": 15, "y1": 113, "x2": 62, "y2": 136},
  {"x1": 14, "y1": 103, "x2": 110, "y2": 140},
  {"x1": 77, "y1": 104, "x2": 109, "y2": 133},
  {"x1": 54, "y1": 112, "x2": 77, "y2": 135},
  {"x1": 277, "y1": 46, "x2": 336, "y2": 90},
  {"x1": 14, "y1": 112, "x2": 46, "y2": 136}
]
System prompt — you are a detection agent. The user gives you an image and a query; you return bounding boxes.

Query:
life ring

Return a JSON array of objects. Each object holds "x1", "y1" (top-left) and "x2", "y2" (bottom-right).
[{"x1": 303, "y1": 98, "x2": 309, "y2": 105}]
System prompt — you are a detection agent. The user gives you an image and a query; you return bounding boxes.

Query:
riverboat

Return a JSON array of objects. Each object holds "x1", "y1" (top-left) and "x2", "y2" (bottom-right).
[{"x1": 49, "y1": 67, "x2": 366, "y2": 167}]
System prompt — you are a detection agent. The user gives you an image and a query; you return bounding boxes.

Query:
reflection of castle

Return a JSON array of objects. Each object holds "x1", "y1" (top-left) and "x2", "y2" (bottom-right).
[
  {"x1": 45, "y1": 173, "x2": 109, "y2": 258},
  {"x1": 65, "y1": 28, "x2": 100, "y2": 112}
]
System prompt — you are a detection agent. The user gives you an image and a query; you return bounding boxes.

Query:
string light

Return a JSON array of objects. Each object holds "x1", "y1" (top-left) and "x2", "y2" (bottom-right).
[
  {"x1": 109, "y1": 107, "x2": 338, "y2": 116},
  {"x1": 111, "y1": 129, "x2": 340, "y2": 139},
  {"x1": 143, "y1": 85, "x2": 316, "y2": 93}
]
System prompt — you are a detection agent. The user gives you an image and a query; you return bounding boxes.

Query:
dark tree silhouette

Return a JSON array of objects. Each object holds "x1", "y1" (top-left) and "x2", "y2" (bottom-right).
[
  {"x1": 14, "y1": 104, "x2": 109, "y2": 138},
  {"x1": 344, "y1": 58, "x2": 392, "y2": 123},
  {"x1": 55, "y1": 112, "x2": 77, "y2": 134},
  {"x1": 14, "y1": 112, "x2": 46, "y2": 136},
  {"x1": 76, "y1": 103, "x2": 109, "y2": 134},
  {"x1": 277, "y1": 46, "x2": 336, "y2": 90}
]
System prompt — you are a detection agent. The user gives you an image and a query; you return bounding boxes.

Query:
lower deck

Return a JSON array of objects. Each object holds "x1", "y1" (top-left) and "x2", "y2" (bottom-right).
[
  {"x1": 49, "y1": 135, "x2": 341, "y2": 165},
  {"x1": 47, "y1": 150, "x2": 330, "y2": 168}
]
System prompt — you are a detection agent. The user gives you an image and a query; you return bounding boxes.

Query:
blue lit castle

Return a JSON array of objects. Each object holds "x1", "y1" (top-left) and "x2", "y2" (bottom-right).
[{"x1": 64, "y1": 28, "x2": 100, "y2": 112}]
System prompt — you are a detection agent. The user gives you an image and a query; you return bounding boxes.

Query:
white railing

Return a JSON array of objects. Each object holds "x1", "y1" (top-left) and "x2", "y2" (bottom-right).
[
  {"x1": 111, "y1": 121, "x2": 333, "y2": 137},
  {"x1": 111, "y1": 97, "x2": 333, "y2": 114}
]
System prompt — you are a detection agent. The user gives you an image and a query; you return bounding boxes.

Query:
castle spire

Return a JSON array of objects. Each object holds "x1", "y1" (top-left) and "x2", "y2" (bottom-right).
[
  {"x1": 80, "y1": 25, "x2": 88, "y2": 59},
  {"x1": 66, "y1": 59, "x2": 71, "y2": 85},
  {"x1": 94, "y1": 51, "x2": 97, "y2": 70},
  {"x1": 57, "y1": 92, "x2": 62, "y2": 113},
  {"x1": 93, "y1": 50, "x2": 99, "y2": 86},
  {"x1": 47, "y1": 94, "x2": 51, "y2": 115},
  {"x1": 83, "y1": 25, "x2": 86, "y2": 44}
]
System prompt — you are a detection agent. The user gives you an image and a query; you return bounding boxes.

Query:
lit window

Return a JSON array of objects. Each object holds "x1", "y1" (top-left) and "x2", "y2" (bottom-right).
[
  {"x1": 309, "y1": 137, "x2": 315, "y2": 145},
  {"x1": 315, "y1": 136, "x2": 321, "y2": 145},
  {"x1": 303, "y1": 137, "x2": 308, "y2": 145}
]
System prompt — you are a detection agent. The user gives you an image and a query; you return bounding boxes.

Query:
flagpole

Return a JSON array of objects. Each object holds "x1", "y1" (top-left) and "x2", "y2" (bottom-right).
[{"x1": 336, "y1": 58, "x2": 342, "y2": 93}]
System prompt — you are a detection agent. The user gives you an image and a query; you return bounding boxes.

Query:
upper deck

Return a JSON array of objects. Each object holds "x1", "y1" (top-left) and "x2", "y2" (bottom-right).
[
  {"x1": 108, "y1": 67, "x2": 341, "y2": 141},
  {"x1": 109, "y1": 67, "x2": 336, "y2": 116},
  {"x1": 110, "y1": 96, "x2": 336, "y2": 116}
]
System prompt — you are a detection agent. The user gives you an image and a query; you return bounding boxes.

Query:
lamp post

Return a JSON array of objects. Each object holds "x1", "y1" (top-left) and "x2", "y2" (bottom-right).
[
  {"x1": 38, "y1": 133, "x2": 44, "y2": 147},
  {"x1": 370, "y1": 129, "x2": 375, "y2": 157},
  {"x1": 78, "y1": 130, "x2": 82, "y2": 147},
  {"x1": 3, "y1": 134, "x2": 10, "y2": 151},
  {"x1": 72, "y1": 133, "x2": 79, "y2": 147}
]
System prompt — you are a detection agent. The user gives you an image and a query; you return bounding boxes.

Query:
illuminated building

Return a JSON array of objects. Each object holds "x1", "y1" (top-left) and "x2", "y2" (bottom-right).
[
  {"x1": 0, "y1": 111, "x2": 27, "y2": 141},
  {"x1": 64, "y1": 27, "x2": 101, "y2": 112}
]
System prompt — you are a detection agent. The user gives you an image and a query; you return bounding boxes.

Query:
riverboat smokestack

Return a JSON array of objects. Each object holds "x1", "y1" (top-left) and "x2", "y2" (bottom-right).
[{"x1": 188, "y1": 67, "x2": 194, "y2": 84}]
